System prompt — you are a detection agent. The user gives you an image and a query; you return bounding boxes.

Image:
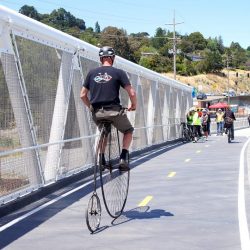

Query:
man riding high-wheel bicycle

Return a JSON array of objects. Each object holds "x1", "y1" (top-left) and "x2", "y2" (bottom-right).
[
  {"x1": 81, "y1": 46, "x2": 137, "y2": 233},
  {"x1": 223, "y1": 106, "x2": 236, "y2": 142},
  {"x1": 80, "y1": 46, "x2": 137, "y2": 170}
]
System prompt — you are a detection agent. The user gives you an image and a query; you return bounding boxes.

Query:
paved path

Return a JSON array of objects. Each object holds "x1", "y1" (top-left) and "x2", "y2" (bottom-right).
[{"x1": 1, "y1": 129, "x2": 250, "y2": 250}]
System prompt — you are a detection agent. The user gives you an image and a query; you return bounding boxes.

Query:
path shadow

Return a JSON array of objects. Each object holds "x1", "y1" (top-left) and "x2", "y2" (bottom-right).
[{"x1": 92, "y1": 206, "x2": 174, "y2": 234}]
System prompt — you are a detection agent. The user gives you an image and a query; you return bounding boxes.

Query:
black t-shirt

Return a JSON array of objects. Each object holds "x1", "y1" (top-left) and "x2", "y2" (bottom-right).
[
  {"x1": 83, "y1": 66, "x2": 130, "y2": 108},
  {"x1": 223, "y1": 110, "x2": 236, "y2": 120}
]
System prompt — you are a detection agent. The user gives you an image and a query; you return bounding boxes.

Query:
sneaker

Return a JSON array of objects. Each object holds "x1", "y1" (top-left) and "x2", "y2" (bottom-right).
[{"x1": 119, "y1": 159, "x2": 130, "y2": 171}]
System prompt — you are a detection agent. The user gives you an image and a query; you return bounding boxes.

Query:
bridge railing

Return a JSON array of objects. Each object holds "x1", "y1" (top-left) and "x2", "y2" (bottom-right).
[{"x1": 0, "y1": 5, "x2": 193, "y2": 205}]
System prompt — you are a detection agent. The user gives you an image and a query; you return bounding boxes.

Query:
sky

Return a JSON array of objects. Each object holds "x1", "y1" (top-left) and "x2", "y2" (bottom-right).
[{"x1": 0, "y1": 0, "x2": 249, "y2": 49}]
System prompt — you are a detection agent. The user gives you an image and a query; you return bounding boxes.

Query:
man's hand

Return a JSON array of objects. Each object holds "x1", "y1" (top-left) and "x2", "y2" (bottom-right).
[{"x1": 128, "y1": 104, "x2": 136, "y2": 111}]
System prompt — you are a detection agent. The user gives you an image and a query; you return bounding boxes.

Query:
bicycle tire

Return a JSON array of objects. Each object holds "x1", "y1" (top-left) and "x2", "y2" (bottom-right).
[
  {"x1": 85, "y1": 193, "x2": 101, "y2": 233},
  {"x1": 99, "y1": 124, "x2": 130, "y2": 218},
  {"x1": 185, "y1": 129, "x2": 191, "y2": 141}
]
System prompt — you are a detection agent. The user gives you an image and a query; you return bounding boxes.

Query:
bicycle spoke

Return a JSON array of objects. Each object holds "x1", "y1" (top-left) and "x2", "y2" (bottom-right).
[{"x1": 85, "y1": 193, "x2": 101, "y2": 233}]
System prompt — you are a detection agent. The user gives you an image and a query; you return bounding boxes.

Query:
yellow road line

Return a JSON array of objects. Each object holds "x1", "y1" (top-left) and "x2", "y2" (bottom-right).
[
  {"x1": 185, "y1": 158, "x2": 191, "y2": 162},
  {"x1": 167, "y1": 171, "x2": 176, "y2": 178},
  {"x1": 138, "y1": 195, "x2": 153, "y2": 207}
]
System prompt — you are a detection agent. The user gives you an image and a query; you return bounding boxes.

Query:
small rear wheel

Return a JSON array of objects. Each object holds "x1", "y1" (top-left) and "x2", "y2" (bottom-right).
[{"x1": 85, "y1": 193, "x2": 101, "y2": 233}]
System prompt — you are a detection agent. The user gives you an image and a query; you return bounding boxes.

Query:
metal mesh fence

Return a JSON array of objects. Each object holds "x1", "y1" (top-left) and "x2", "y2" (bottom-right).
[
  {"x1": 0, "y1": 6, "x2": 194, "y2": 205},
  {"x1": 15, "y1": 36, "x2": 61, "y2": 145}
]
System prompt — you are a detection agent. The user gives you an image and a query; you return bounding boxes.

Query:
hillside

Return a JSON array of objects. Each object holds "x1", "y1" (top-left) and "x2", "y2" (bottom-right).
[{"x1": 163, "y1": 70, "x2": 250, "y2": 95}]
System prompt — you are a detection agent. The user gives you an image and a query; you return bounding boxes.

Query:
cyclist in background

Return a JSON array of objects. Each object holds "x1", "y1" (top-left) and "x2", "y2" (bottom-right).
[
  {"x1": 186, "y1": 107, "x2": 195, "y2": 139},
  {"x1": 206, "y1": 109, "x2": 211, "y2": 136},
  {"x1": 192, "y1": 108, "x2": 203, "y2": 142},
  {"x1": 201, "y1": 109, "x2": 209, "y2": 141},
  {"x1": 80, "y1": 46, "x2": 137, "y2": 170},
  {"x1": 223, "y1": 106, "x2": 236, "y2": 140}
]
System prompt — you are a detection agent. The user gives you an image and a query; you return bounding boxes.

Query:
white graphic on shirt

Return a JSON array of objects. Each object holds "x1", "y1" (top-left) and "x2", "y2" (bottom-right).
[{"x1": 94, "y1": 73, "x2": 112, "y2": 83}]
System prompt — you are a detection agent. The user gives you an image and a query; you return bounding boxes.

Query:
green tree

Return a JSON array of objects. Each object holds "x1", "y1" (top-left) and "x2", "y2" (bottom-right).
[
  {"x1": 180, "y1": 35, "x2": 194, "y2": 53},
  {"x1": 19, "y1": 5, "x2": 40, "y2": 20},
  {"x1": 80, "y1": 27, "x2": 99, "y2": 46},
  {"x1": 151, "y1": 27, "x2": 168, "y2": 49},
  {"x1": 229, "y1": 42, "x2": 248, "y2": 68},
  {"x1": 188, "y1": 32, "x2": 207, "y2": 51},
  {"x1": 95, "y1": 22, "x2": 101, "y2": 33},
  {"x1": 128, "y1": 33, "x2": 150, "y2": 63},
  {"x1": 215, "y1": 36, "x2": 225, "y2": 54},
  {"x1": 41, "y1": 8, "x2": 85, "y2": 31},
  {"x1": 196, "y1": 49, "x2": 223, "y2": 73},
  {"x1": 99, "y1": 26, "x2": 132, "y2": 60}
]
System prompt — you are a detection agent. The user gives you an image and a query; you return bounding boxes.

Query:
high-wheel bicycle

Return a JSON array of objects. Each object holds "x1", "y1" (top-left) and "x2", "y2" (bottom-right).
[
  {"x1": 224, "y1": 118, "x2": 234, "y2": 143},
  {"x1": 86, "y1": 119, "x2": 130, "y2": 233}
]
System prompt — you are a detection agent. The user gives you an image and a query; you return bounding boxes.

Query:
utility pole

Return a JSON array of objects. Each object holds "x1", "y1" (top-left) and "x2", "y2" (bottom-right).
[
  {"x1": 166, "y1": 10, "x2": 183, "y2": 80},
  {"x1": 226, "y1": 55, "x2": 230, "y2": 105}
]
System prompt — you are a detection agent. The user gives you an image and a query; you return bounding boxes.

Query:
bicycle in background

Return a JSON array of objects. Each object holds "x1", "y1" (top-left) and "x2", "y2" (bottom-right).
[{"x1": 181, "y1": 122, "x2": 193, "y2": 143}]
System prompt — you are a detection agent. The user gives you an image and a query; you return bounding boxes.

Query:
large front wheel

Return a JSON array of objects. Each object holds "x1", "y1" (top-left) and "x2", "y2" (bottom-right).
[{"x1": 99, "y1": 125, "x2": 130, "y2": 218}]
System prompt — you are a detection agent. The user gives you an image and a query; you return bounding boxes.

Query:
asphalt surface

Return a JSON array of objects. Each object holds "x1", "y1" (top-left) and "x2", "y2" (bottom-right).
[{"x1": 1, "y1": 129, "x2": 250, "y2": 250}]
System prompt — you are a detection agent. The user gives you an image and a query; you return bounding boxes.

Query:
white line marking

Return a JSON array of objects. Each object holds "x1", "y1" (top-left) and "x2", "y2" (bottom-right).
[
  {"x1": 238, "y1": 137, "x2": 250, "y2": 250},
  {"x1": 0, "y1": 142, "x2": 182, "y2": 232}
]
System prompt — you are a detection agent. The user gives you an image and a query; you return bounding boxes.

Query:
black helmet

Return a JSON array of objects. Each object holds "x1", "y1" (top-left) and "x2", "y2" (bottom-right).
[{"x1": 99, "y1": 46, "x2": 115, "y2": 58}]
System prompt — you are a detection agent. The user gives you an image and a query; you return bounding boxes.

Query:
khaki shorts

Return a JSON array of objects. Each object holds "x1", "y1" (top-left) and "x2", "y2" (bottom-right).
[{"x1": 92, "y1": 106, "x2": 134, "y2": 134}]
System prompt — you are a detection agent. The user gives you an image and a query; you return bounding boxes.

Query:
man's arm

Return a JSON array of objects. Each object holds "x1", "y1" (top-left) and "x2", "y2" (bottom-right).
[
  {"x1": 124, "y1": 84, "x2": 137, "y2": 111},
  {"x1": 232, "y1": 112, "x2": 236, "y2": 120},
  {"x1": 80, "y1": 86, "x2": 91, "y2": 109}
]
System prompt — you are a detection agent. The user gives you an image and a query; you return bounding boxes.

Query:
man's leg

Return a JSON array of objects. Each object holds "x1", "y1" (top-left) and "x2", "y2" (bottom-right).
[
  {"x1": 231, "y1": 123, "x2": 234, "y2": 140},
  {"x1": 119, "y1": 132, "x2": 133, "y2": 170},
  {"x1": 219, "y1": 122, "x2": 223, "y2": 135},
  {"x1": 122, "y1": 132, "x2": 133, "y2": 150},
  {"x1": 216, "y1": 123, "x2": 219, "y2": 135},
  {"x1": 111, "y1": 112, "x2": 133, "y2": 170}
]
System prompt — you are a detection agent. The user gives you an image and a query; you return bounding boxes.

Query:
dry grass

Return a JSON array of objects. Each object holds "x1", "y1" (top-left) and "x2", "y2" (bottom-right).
[
  {"x1": 0, "y1": 177, "x2": 29, "y2": 196},
  {"x1": 163, "y1": 70, "x2": 250, "y2": 94}
]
